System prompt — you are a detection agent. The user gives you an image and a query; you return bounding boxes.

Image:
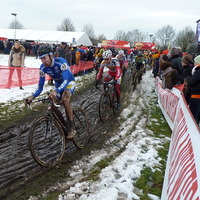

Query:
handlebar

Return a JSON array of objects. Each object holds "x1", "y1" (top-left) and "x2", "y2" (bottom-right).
[{"x1": 95, "y1": 79, "x2": 117, "y2": 89}]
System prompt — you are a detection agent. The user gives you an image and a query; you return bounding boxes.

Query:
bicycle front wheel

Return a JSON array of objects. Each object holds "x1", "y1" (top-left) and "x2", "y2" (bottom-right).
[
  {"x1": 29, "y1": 115, "x2": 65, "y2": 166},
  {"x1": 112, "y1": 90, "x2": 120, "y2": 114},
  {"x1": 132, "y1": 75, "x2": 138, "y2": 92},
  {"x1": 99, "y1": 91, "x2": 111, "y2": 122},
  {"x1": 73, "y1": 107, "x2": 90, "y2": 149}
]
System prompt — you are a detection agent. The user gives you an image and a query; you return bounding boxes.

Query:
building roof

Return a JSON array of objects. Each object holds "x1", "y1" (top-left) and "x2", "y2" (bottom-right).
[{"x1": 0, "y1": 29, "x2": 92, "y2": 46}]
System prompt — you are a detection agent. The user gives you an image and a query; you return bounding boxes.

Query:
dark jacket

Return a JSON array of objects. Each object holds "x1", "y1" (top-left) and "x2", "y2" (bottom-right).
[
  {"x1": 169, "y1": 54, "x2": 183, "y2": 83},
  {"x1": 65, "y1": 49, "x2": 72, "y2": 66},
  {"x1": 182, "y1": 64, "x2": 193, "y2": 104},
  {"x1": 56, "y1": 46, "x2": 65, "y2": 58},
  {"x1": 187, "y1": 65, "x2": 200, "y2": 96},
  {"x1": 152, "y1": 57, "x2": 159, "y2": 78}
]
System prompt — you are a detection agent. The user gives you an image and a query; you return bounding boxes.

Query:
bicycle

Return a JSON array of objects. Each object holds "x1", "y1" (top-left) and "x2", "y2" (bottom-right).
[
  {"x1": 95, "y1": 78, "x2": 120, "y2": 122},
  {"x1": 26, "y1": 96, "x2": 90, "y2": 166},
  {"x1": 131, "y1": 68, "x2": 141, "y2": 92}
]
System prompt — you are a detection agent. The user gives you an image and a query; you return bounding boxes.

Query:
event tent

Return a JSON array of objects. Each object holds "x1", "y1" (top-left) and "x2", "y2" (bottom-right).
[{"x1": 0, "y1": 29, "x2": 92, "y2": 46}]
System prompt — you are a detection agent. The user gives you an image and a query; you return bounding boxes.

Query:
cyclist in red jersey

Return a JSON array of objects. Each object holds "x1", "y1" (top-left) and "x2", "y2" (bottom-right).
[
  {"x1": 96, "y1": 50, "x2": 121, "y2": 110},
  {"x1": 116, "y1": 50, "x2": 128, "y2": 78}
]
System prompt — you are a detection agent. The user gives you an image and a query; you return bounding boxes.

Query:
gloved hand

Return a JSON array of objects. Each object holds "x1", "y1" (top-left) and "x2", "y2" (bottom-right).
[{"x1": 25, "y1": 95, "x2": 34, "y2": 106}]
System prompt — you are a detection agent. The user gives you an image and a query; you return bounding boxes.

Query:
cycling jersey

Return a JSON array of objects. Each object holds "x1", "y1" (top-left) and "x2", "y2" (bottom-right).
[
  {"x1": 134, "y1": 56, "x2": 146, "y2": 70},
  {"x1": 116, "y1": 55, "x2": 128, "y2": 68},
  {"x1": 33, "y1": 57, "x2": 75, "y2": 98},
  {"x1": 97, "y1": 58, "x2": 121, "y2": 81}
]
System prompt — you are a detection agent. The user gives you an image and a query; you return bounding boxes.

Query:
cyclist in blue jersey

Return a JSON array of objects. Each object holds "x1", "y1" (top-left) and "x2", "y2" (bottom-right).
[{"x1": 25, "y1": 44, "x2": 76, "y2": 139}]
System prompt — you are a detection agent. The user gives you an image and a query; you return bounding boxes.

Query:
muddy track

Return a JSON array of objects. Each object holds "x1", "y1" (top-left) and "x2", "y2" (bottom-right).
[{"x1": 0, "y1": 68, "x2": 135, "y2": 199}]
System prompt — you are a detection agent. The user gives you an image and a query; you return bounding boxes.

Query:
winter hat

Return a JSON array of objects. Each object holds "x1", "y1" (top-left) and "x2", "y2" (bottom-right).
[
  {"x1": 182, "y1": 54, "x2": 194, "y2": 65},
  {"x1": 194, "y1": 55, "x2": 200, "y2": 65},
  {"x1": 162, "y1": 49, "x2": 169, "y2": 55}
]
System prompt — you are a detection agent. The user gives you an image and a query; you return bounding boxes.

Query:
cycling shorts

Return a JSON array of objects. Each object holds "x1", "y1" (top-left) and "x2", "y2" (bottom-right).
[{"x1": 56, "y1": 81, "x2": 76, "y2": 99}]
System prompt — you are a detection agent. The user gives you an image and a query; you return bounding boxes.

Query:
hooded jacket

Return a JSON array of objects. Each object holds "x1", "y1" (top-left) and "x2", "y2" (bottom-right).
[{"x1": 8, "y1": 44, "x2": 25, "y2": 67}]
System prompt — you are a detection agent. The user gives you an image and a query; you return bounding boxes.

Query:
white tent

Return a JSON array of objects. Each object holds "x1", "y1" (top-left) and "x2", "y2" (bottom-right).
[{"x1": 0, "y1": 29, "x2": 92, "y2": 46}]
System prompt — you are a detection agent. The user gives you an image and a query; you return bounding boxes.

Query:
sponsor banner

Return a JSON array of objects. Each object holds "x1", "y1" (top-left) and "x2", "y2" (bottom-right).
[
  {"x1": 195, "y1": 21, "x2": 200, "y2": 43},
  {"x1": 0, "y1": 61, "x2": 95, "y2": 89},
  {"x1": 155, "y1": 77, "x2": 200, "y2": 199},
  {"x1": 134, "y1": 42, "x2": 157, "y2": 50},
  {"x1": 101, "y1": 40, "x2": 130, "y2": 49}
]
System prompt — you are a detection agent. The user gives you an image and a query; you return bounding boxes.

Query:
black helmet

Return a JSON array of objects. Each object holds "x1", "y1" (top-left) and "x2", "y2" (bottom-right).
[
  {"x1": 37, "y1": 44, "x2": 53, "y2": 58},
  {"x1": 137, "y1": 52, "x2": 143, "y2": 57}
]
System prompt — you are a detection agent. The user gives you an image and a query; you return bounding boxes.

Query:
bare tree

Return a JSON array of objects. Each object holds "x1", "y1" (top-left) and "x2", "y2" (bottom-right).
[
  {"x1": 155, "y1": 25, "x2": 176, "y2": 49},
  {"x1": 9, "y1": 19, "x2": 24, "y2": 29},
  {"x1": 126, "y1": 29, "x2": 148, "y2": 47},
  {"x1": 82, "y1": 24, "x2": 95, "y2": 39},
  {"x1": 174, "y1": 26, "x2": 195, "y2": 52},
  {"x1": 57, "y1": 18, "x2": 75, "y2": 31},
  {"x1": 97, "y1": 34, "x2": 107, "y2": 42},
  {"x1": 114, "y1": 30, "x2": 128, "y2": 41}
]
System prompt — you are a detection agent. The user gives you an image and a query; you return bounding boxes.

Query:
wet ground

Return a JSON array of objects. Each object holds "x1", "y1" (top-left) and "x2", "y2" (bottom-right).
[{"x1": 0, "y1": 68, "x2": 134, "y2": 199}]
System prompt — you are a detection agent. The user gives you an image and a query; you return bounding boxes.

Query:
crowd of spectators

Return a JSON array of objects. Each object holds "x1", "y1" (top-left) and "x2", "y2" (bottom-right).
[{"x1": 148, "y1": 47, "x2": 200, "y2": 127}]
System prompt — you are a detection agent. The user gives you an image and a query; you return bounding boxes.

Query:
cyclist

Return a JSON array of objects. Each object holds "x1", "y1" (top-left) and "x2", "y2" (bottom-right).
[
  {"x1": 132, "y1": 52, "x2": 145, "y2": 84},
  {"x1": 116, "y1": 50, "x2": 128, "y2": 78},
  {"x1": 96, "y1": 50, "x2": 121, "y2": 110},
  {"x1": 25, "y1": 44, "x2": 76, "y2": 139}
]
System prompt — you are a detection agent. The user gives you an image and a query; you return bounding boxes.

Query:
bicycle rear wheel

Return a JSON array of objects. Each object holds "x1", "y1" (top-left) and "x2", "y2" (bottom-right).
[
  {"x1": 99, "y1": 91, "x2": 111, "y2": 122},
  {"x1": 73, "y1": 107, "x2": 90, "y2": 149},
  {"x1": 29, "y1": 115, "x2": 65, "y2": 166}
]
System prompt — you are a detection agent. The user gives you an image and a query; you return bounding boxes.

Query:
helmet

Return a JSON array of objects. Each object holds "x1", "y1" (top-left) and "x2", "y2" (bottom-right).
[
  {"x1": 102, "y1": 50, "x2": 112, "y2": 59},
  {"x1": 137, "y1": 52, "x2": 143, "y2": 57},
  {"x1": 37, "y1": 44, "x2": 53, "y2": 58},
  {"x1": 118, "y1": 50, "x2": 124, "y2": 56}
]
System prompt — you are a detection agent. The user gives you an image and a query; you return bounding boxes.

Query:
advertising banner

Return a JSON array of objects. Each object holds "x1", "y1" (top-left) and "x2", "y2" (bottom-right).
[
  {"x1": 195, "y1": 20, "x2": 200, "y2": 43},
  {"x1": 134, "y1": 42, "x2": 157, "y2": 50},
  {"x1": 101, "y1": 40, "x2": 130, "y2": 49},
  {"x1": 155, "y1": 77, "x2": 200, "y2": 199}
]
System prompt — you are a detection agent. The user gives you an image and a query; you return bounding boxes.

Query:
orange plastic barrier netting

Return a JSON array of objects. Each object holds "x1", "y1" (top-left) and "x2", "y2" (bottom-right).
[{"x1": 0, "y1": 61, "x2": 94, "y2": 89}]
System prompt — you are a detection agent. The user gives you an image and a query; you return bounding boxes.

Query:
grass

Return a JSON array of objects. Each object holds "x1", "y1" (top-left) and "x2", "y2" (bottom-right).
[{"x1": 134, "y1": 95, "x2": 171, "y2": 199}]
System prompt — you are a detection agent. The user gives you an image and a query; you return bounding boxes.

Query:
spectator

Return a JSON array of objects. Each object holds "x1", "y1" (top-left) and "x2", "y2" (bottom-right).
[
  {"x1": 3, "y1": 39, "x2": 8, "y2": 54},
  {"x1": 168, "y1": 47, "x2": 183, "y2": 84},
  {"x1": 181, "y1": 54, "x2": 194, "y2": 104},
  {"x1": 0, "y1": 39, "x2": 3, "y2": 52},
  {"x1": 75, "y1": 47, "x2": 81, "y2": 65},
  {"x1": 65, "y1": 46, "x2": 72, "y2": 66},
  {"x1": 187, "y1": 55, "x2": 200, "y2": 125},
  {"x1": 27, "y1": 42, "x2": 32, "y2": 55},
  {"x1": 152, "y1": 52, "x2": 160, "y2": 78},
  {"x1": 35, "y1": 42, "x2": 40, "y2": 59},
  {"x1": 159, "y1": 56, "x2": 178, "y2": 90},
  {"x1": 71, "y1": 47, "x2": 76, "y2": 65},
  {"x1": 31, "y1": 42, "x2": 36, "y2": 55},
  {"x1": 7, "y1": 40, "x2": 12, "y2": 54},
  {"x1": 56, "y1": 42, "x2": 67, "y2": 58},
  {"x1": 7, "y1": 41, "x2": 25, "y2": 90}
]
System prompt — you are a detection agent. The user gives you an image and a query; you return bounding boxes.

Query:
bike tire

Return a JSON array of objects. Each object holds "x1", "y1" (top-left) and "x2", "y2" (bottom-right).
[
  {"x1": 133, "y1": 76, "x2": 138, "y2": 92},
  {"x1": 29, "y1": 115, "x2": 65, "y2": 166},
  {"x1": 112, "y1": 90, "x2": 120, "y2": 114},
  {"x1": 99, "y1": 91, "x2": 111, "y2": 122},
  {"x1": 73, "y1": 107, "x2": 90, "y2": 149}
]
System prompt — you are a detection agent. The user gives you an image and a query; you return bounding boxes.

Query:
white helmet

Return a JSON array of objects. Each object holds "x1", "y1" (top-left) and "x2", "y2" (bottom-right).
[
  {"x1": 118, "y1": 50, "x2": 124, "y2": 56},
  {"x1": 103, "y1": 50, "x2": 112, "y2": 59}
]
